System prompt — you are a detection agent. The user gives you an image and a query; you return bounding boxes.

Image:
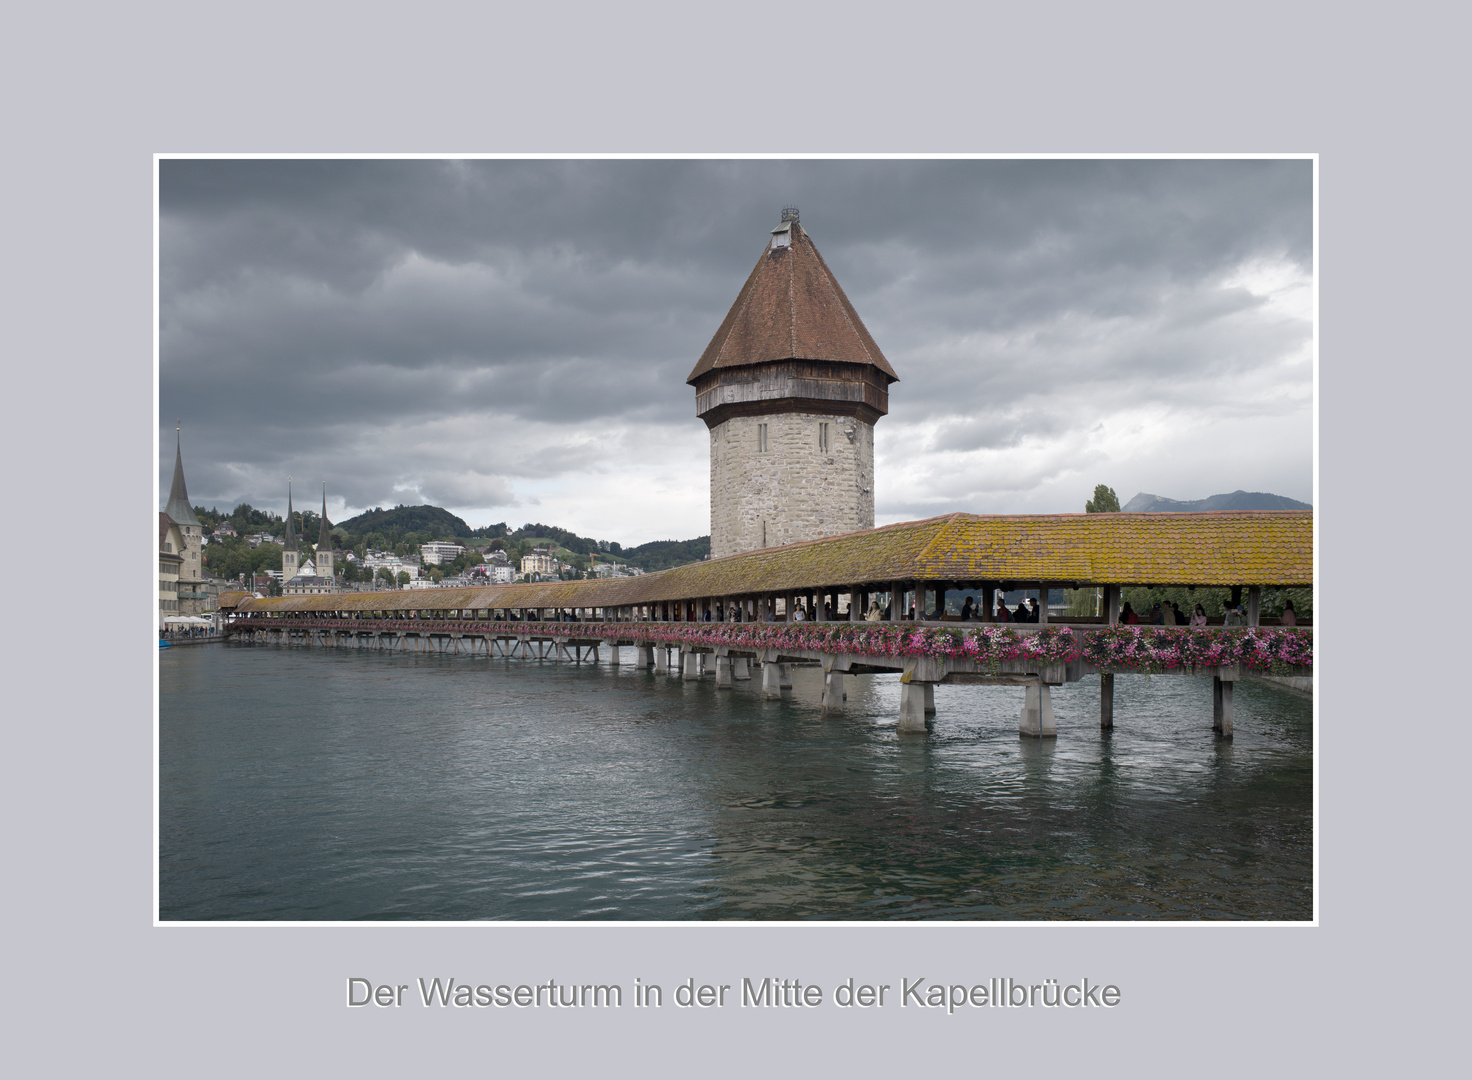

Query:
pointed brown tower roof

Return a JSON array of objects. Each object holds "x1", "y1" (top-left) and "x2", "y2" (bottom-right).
[
  {"x1": 688, "y1": 210, "x2": 897, "y2": 430},
  {"x1": 164, "y1": 426, "x2": 201, "y2": 527},
  {"x1": 687, "y1": 210, "x2": 898, "y2": 385}
]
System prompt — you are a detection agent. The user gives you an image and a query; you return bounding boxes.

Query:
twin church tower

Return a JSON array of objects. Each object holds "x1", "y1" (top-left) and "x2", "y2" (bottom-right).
[
  {"x1": 280, "y1": 481, "x2": 335, "y2": 584},
  {"x1": 691, "y1": 209, "x2": 897, "y2": 559}
]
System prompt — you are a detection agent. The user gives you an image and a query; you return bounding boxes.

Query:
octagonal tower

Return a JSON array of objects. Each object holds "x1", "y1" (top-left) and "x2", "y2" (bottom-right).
[{"x1": 689, "y1": 209, "x2": 898, "y2": 559}]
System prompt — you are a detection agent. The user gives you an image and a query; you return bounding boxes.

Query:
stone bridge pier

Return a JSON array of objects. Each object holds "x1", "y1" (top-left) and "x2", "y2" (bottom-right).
[
  {"x1": 1018, "y1": 679, "x2": 1057, "y2": 738},
  {"x1": 761, "y1": 660, "x2": 783, "y2": 700}
]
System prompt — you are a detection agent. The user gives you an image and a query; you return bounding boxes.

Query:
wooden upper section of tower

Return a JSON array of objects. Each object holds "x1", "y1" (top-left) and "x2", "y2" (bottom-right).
[{"x1": 688, "y1": 210, "x2": 898, "y2": 428}]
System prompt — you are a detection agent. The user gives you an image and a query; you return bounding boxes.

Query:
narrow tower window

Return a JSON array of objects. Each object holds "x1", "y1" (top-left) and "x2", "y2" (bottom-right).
[
  {"x1": 819, "y1": 422, "x2": 829, "y2": 452},
  {"x1": 758, "y1": 423, "x2": 768, "y2": 452}
]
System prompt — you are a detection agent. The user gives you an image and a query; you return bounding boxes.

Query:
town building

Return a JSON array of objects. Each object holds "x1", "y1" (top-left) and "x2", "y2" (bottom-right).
[
  {"x1": 520, "y1": 548, "x2": 559, "y2": 578},
  {"x1": 159, "y1": 512, "x2": 185, "y2": 627},
  {"x1": 163, "y1": 430, "x2": 209, "y2": 614},
  {"x1": 360, "y1": 551, "x2": 420, "y2": 583},
  {"x1": 593, "y1": 561, "x2": 640, "y2": 578},
  {"x1": 421, "y1": 541, "x2": 467, "y2": 565},
  {"x1": 689, "y1": 208, "x2": 898, "y2": 559},
  {"x1": 282, "y1": 557, "x2": 337, "y2": 595}
]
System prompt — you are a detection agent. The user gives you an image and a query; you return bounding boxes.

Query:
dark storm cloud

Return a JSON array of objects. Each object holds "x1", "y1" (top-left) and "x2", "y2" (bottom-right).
[{"x1": 160, "y1": 158, "x2": 1312, "y2": 536}]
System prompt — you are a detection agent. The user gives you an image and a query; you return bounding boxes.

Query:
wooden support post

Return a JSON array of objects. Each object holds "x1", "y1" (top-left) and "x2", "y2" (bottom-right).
[
  {"x1": 1247, "y1": 586, "x2": 1261, "y2": 627},
  {"x1": 1100, "y1": 672, "x2": 1114, "y2": 730},
  {"x1": 915, "y1": 581, "x2": 928, "y2": 622},
  {"x1": 1106, "y1": 585, "x2": 1120, "y2": 625},
  {"x1": 1213, "y1": 670, "x2": 1236, "y2": 736},
  {"x1": 1038, "y1": 585, "x2": 1049, "y2": 625}
]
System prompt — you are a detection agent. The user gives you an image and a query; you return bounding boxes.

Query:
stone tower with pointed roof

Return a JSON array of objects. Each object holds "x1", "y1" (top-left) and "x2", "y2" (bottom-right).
[
  {"x1": 282, "y1": 481, "x2": 300, "y2": 583},
  {"x1": 316, "y1": 484, "x2": 335, "y2": 580},
  {"x1": 690, "y1": 209, "x2": 898, "y2": 558},
  {"x1": 163, "y1": 429, "x2": 206, "y2": 614}
]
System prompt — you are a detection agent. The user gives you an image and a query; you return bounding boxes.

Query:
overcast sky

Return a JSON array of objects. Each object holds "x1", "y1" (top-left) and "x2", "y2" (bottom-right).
[{"x1": 159, "y1": 158, "x2": 1313, "y2": 546}]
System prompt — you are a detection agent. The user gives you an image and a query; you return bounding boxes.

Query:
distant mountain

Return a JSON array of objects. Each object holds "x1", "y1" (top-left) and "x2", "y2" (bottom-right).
[
  {"x1": 1123, "y1": 490, "x2": 1312, "y2": 513},
  {"x1": 336, "y1": 504, "x2": 472, "y2": 538}
]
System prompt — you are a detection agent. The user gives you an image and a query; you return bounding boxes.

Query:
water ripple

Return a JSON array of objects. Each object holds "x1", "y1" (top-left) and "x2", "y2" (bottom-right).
[{"x1": 160, "y1": 646, "x2": 1312, "y2": 920}]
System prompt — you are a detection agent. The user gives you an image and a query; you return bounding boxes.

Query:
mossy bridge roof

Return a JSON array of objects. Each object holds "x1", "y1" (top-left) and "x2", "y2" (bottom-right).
[{"x1": 230, "y1": 511, "x2": 1312, "y2": 615}]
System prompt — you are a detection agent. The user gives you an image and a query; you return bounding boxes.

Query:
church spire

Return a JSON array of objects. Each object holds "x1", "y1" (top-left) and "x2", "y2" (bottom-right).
[
  {"x1": 283, "y1": 479, "x2": 298, "y2": 552},
  {"x1": 164, "y1": 424, "x2": 201, "y2": 527},
  {"x1": 315, "y1": 481, "x2": 336, "y2": 582},
  {"x1": 318, "y1": 483, "x2": 332, "y2": 550}
]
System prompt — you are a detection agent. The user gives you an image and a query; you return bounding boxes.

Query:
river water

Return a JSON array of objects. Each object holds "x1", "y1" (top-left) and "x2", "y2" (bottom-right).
[{"x1": 158, "y1": 643, "x2": 1313, "y2": 921}]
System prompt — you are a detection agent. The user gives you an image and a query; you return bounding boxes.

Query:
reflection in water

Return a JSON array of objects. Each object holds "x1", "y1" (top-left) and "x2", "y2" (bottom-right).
[{"x1": 159, "y1": 645, "x2": 1312, "y2": 920}]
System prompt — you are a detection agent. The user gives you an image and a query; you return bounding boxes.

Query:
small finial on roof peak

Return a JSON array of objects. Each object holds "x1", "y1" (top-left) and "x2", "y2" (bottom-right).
[{"x1": 781, "y1": 207, "x2": 799, "y2": 223}]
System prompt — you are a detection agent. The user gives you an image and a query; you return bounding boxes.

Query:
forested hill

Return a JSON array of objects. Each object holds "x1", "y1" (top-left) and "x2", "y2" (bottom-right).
[
  {"x1": 335, "y1": 504, "x2": 472, "y2": 538},
  {"x1": 620, "y1": 537, "x2": 710, "y2": 571},
  {"x1": 324, "y1": 504, "x2": 710, "y2": 569},
  {"x1": 1122, "y1": 490, "x2": 1311, "y2": 513},
  {"x1": 327, "y1": 504, "x2": 709, "y2": 568}
]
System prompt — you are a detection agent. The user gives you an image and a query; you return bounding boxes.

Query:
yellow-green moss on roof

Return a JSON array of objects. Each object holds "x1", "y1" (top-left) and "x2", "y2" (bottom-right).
[{"x1": 235, "y1": 511, "x2": 1311, "y2": 616}]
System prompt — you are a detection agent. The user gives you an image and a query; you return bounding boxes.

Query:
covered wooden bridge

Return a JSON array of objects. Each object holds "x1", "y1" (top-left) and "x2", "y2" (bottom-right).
[{"x1": 221, "y1": 510, "x2": 1312, "y2": 737}]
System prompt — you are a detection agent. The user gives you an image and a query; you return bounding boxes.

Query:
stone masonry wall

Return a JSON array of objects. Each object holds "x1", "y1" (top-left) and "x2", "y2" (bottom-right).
[
  {"x1": 709, "y1": 411, "x2": 875, "y2": 559},
  {"x1": 179, "y1": 524, "x2": 205, "y2": 615}
]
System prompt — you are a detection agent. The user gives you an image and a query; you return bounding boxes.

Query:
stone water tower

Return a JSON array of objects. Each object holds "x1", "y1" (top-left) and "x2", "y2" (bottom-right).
[{"x1": 689, "y1": 208, "x2": 898, "y2": 559}]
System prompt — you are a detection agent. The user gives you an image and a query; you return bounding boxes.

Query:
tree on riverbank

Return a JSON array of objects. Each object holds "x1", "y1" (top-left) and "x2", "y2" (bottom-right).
[{"x1": 1085, "y1": 485, "x2": 1120, "y2": 513}]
